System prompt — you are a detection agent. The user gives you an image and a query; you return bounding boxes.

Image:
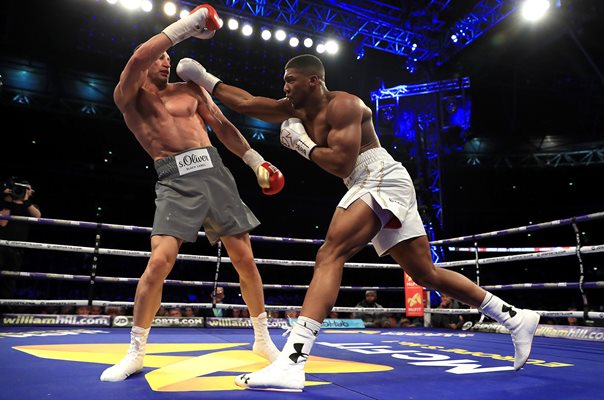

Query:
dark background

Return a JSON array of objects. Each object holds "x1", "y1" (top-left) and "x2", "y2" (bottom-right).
[{"x1": 0, "y1": 0, "x2": 602, "y2": 315}]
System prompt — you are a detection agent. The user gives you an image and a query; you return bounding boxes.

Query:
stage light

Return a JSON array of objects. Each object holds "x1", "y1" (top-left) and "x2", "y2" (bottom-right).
[
  {"x1": 356, "y1": 47, "x2": 365, "y2": 60},
  {"x1": 275, "y1": 29, "x2": 286, "y2": 41},
  {"x1": 120, "y1": 0, "x2": 141, "y2": 10},
  {"x1": 303, "y1": 38, "x2": 313, "y2": 48},
  {"x1": 316, "y1": 43, "x2": 326, "y2": 54},
  {"x1": 521, "y1": 0, "x2": 550, "y2": 21},
  {"x1": 289, "y1": 37, "x2": 299, "y2": 47},
  {"x1": 163, "y1": 1, "x2": 177, "y2": 16},
  {"x1": 241, "y1": 24, "x2": 253, "y2": 36},
  {"x1": 325, "y1": 40, "x2": 339, "y2": 54},
  {"x1": 141, "y1": 0, "x2": 152, "y2": 12},
  {"x1": 261, "y1": 29, "x2": 272, "y2": 40},
  {"x1": 227, "y1": 18, "x2": 239, "y2": 30},
  {"x1": 179, "y1": 9, "x2": 189, "y2": 19}
]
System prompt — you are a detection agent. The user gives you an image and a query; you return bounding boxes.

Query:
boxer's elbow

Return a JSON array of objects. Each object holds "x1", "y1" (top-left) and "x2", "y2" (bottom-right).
[{"x1": 328, "y1": 155, "x2": 355, "y2": 178}]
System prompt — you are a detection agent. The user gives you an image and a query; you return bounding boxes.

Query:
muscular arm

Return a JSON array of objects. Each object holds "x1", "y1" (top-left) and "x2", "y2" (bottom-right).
[
  {"x1": 195, "y1": 85, "x2": 251, "y2": 158},
  {"x1": 113, "y1": 33, "x2": 172, "y2": 112},
  {"x1": 213, "y1": 83, "x2": 293, "y2": 124},
  {"x1": 310, "y1": 96, "x2": 363, "y2": 178}
]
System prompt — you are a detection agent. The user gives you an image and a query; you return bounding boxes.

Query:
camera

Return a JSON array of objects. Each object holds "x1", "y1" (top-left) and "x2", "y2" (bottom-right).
[{"x1": 1, "y1": 179, "x2": 31, "y2": 200}]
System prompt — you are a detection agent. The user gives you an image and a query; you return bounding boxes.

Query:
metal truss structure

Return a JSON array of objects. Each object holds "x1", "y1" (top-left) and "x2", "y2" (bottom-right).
[
  {"x1": 464, "y1": 147, "x2": 604, "y2": 168},
  {"x1": 190, "y1": 0, "x2": 519, "y2": 65}
]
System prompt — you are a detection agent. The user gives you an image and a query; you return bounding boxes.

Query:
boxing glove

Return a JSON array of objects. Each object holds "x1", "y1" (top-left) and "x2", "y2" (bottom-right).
[
  {"x1": 176, "y1": 58, "x2": 222, "y2": 94},
  {"x1": 242, "y1": 149, "x2": 285, "y2": 195},
  {"x1": 280, "y1": 118, "x2": 317, "y2": 159},
  {"x1": 162, "y1": 4, "x2": 223, "y2": 46}
]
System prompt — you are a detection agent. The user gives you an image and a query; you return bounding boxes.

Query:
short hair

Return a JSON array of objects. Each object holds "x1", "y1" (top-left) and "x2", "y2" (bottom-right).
[
  {"x1": 365, "y1": 290, "x2": 377, "y2": 296},
  {"x1": 285, "y1": 54, "x2": 325, "y2": 80}
]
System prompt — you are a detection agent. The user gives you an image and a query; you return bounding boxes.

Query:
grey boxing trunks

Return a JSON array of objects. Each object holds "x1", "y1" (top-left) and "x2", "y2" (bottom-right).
[{"x1": 152, "y1": 146, "x2": 260, "y2": 244}]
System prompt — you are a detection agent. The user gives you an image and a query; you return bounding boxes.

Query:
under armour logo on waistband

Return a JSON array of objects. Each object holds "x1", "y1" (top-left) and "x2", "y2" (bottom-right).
[{"x1": 502, "y1": 304, "x2": 517, "y2": 318}]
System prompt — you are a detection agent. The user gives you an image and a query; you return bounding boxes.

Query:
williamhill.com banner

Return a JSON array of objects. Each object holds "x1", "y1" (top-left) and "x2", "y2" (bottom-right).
[{"x1": 1, "y1": 314, "x2": 110, "y2": 327}]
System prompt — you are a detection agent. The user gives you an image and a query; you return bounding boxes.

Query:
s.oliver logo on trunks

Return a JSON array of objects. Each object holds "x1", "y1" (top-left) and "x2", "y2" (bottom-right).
[{"x1": 176, "y1": 148, "x2": 213, "y2": 175}]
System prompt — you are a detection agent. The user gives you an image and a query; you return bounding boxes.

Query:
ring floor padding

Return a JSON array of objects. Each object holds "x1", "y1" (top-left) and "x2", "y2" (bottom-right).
[{"x1": 0, "y1": 326, "x2": 602, "y2": 399}]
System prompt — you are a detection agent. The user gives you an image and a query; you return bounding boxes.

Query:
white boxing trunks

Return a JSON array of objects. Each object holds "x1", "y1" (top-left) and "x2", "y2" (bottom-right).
[{"x1": 338, "y1": 147, "x2": 426, "y2": 256}]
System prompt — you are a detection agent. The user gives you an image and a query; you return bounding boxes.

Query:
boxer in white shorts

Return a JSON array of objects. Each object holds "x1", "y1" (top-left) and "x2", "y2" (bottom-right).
[
  {"x1": 189, "y1": 53, "x2": 541, "y2": 392},
  {"x1": 338, "y1": 147, "x2": 426, "y2": 256}
]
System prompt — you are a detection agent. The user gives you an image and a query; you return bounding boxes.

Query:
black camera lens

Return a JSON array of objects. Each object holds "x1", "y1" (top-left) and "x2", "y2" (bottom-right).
[{"x1": 11, "y1": 184, "x2": 26, "y2": 198}]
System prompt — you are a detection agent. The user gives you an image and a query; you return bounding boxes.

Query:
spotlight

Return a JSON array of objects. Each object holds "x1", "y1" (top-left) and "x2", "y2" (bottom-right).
[
  {"x1": 303, "y1": 38, "x2": 313, "y2": 48},
  {"x1": 261, "y1": 29, "x2": 272, "y2": 40},
  {"x1": 227, "y1": 18, "x2": 239, "y2": 30},
  {"x1": 241, "y1": 24, "x2": 253, "y2": 36},
  {"x1": 316, "y1": 43, "x2": 326, "y2": 53},
  {"x1": 289, "y1": 37, "x2": 299, "y2": 47},
  {"x1": 141, "y1": 0, "x2": 152, "y2": 12},
  {"x1": 325, "y1": 40, "x2": 339, "y2": 54},
  {"x1": 450, "y1": 33, "x2": 458, "y2": 43},
  {"x1": 179, "y1": 9, "x2": 189, "y2": 19},
  {"x1": 163, "y1": 1, "x2": 177, "y2": 16},
  {"x1": 120, "y1": 0, "x2": 141, "y2": 10},
  {"x1": 521, "y1": 0, "x2": 550, "y2": 21},
  {"x1": 275, "y1": 29, "x2": 286, "y2": 41}
]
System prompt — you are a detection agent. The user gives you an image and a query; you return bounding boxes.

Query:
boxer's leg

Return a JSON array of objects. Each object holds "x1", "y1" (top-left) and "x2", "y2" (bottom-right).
[
  {"x1": 389, "y1": 236, "x2": 540, "y2": 370},
  {"x1": 100, "y1": 235, "x2": 181, "y2": 382},
  {"x1": 221, "y1": 232, "x2": 279, "y2": 362},
  {"x1": 235, "y1": 199, "x2": 382, "y2": 391}
]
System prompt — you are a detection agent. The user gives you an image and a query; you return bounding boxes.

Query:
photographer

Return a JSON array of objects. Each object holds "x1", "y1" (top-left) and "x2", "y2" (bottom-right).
[{"x1": 1, "y1": 177, "x2": 41, "y2": 298}]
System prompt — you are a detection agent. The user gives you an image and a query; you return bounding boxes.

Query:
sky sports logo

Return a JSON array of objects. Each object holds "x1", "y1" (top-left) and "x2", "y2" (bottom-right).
[{"x1": 112, "y1": 316, "x2": 204, "y2": 328}]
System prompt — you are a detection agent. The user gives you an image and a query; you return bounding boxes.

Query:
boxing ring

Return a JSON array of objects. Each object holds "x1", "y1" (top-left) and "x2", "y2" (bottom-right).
[{"x1": 1, "y1": 212, "x2": 603, "y2": 399}]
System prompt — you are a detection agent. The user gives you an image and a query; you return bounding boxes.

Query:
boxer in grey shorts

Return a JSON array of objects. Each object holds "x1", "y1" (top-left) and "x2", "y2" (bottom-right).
[
  {"x1": 101, "y1": 20, "x2": 286, "y2": 383},
  {"x1": 152, "y1": 146, "x2": 260, "y2": 244}
]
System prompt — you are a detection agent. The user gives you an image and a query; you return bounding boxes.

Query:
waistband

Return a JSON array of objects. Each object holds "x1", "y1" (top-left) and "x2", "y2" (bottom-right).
[
  {"x1": 154, "y1": 146, "x2": 221, "y2": 180},
  {"x1": 343, "y1": 147, "x2": 395, "y2": 186}
]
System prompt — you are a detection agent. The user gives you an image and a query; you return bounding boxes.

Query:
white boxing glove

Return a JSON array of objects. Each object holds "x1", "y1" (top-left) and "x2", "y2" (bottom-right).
[
  {"x1": 176, "y1": 58, "x2": 222, "y2": 94},
  {"x1": 280, "y1": 118, "x2": 317, "y2": 159},
  {"x1": 162, "y1": 4, "x2": 223, "y2": 46}
]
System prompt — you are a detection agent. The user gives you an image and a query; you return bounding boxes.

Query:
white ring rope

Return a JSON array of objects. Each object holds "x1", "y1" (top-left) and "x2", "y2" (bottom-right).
[
  {"x1": 1, "y1": 212, "x2": 602, "y2": 323},
  {"x1": 0, "y1": 299, "x2": 602, "y2": 320},
  {"x1": 2, "y1": 239, "x2": 603, "y2": 270},
  {"x1": 3, "y1": 270, "x2": 602, "y2": 292},
  {"x1": 2, "y1": 210, "x2": 604, "y2": 246}
]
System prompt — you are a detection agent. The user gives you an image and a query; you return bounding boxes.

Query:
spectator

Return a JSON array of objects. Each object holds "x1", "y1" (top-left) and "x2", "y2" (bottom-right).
[
  {"x1": 231, "y1": 307, "x2": 244, "y2": 318},
  {"x1": 567, "y1": 307, "x2": 579, "y2": 326},
  {"x1": 168, "y1": 307, "x2": 182, "y2": 317},
  {"x1": 430, "y1": 293, "x2": 463, "y2": 329},
  {"x1": 206, "y1": 287, "x2": 225, "y2": 317},
  {"x1": 183, "y1": 307, "x2": 196, "y2": 317},
  {"x1": 352, "y1": 290, "x2": 385, "y2": 327},
  {"x1": 0, "y1": 177, "x2": 42, "y2": 299}
]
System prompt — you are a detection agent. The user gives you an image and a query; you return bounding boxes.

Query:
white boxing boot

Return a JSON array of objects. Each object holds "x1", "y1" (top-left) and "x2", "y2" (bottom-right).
[
  {"x1": 235, "y1": 316, "x2": 321, "y2": 392},
  {"x1": 479, "y1": 293, "x2": 540, "y2": 370},
  {"x1": 100, "y1": 326, "x2": 150, "y2": 382},
  {"x1": 251, "y1": 312, "x2": 280, "y2": 362}
]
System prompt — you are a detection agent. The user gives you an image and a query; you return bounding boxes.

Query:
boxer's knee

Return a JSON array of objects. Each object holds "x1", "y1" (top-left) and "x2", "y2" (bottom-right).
[
  {"x1": 143, "y1": 255, "x2": 174, "y2": 286},
  {"x1": 231, "y1": 253, "x2": 259, "y2": 280},
  {"x1": 407, "y1": 264, "x2": 440, "y2": 289}
]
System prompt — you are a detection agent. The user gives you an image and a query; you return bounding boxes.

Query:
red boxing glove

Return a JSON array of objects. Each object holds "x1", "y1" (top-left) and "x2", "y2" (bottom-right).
[
  {"x1": 258, "y1": 162, "x2": 285, "y2": 195},
  {"x1": 190, "y1": 4, "x2": 223, "y2": 31}
]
